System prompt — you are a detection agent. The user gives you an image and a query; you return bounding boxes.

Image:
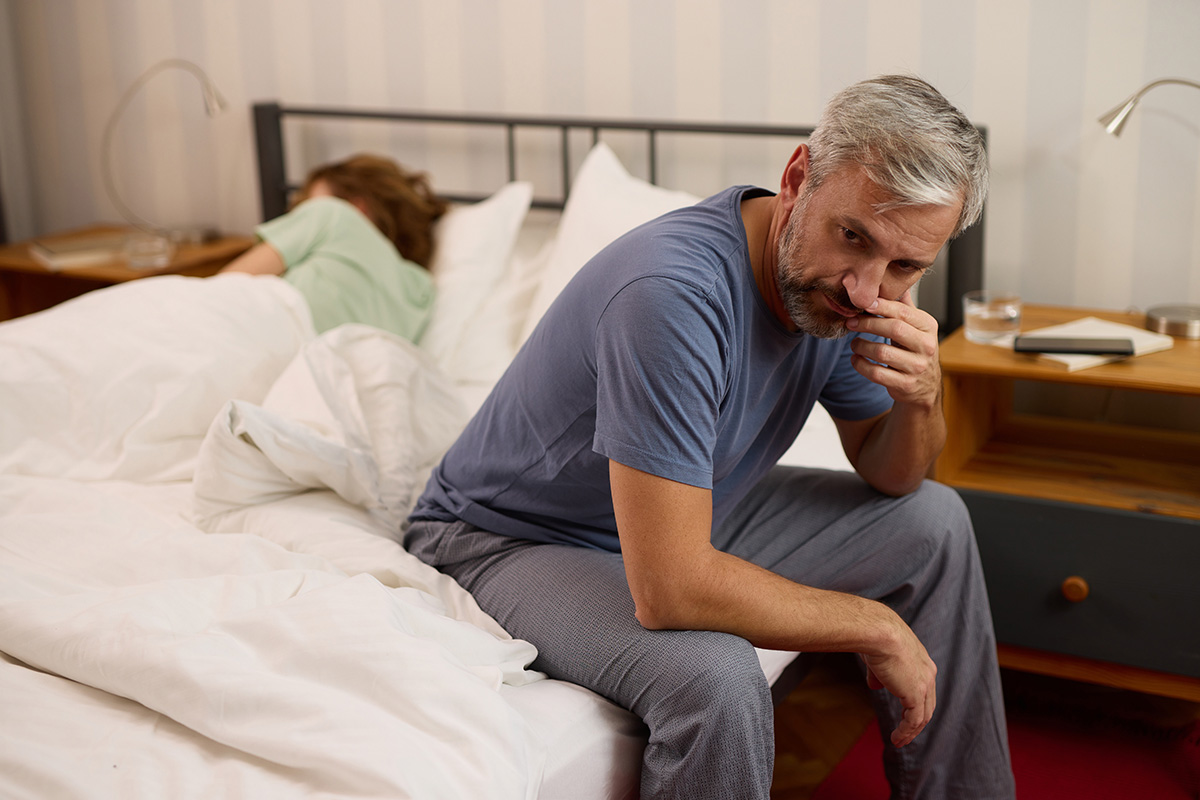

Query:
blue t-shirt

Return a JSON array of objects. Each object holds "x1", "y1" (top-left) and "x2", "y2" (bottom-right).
[{"x1": 410, "y1": 186, "x2": 893, "y2": 551}]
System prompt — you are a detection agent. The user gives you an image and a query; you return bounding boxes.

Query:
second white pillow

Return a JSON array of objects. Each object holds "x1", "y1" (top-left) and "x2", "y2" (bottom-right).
[
  {"x1": 518, "y1": 143, "x2": 700, "y2": 344},
  {"x1": 420, "y1": 181, "x2": 533, "y2": 378}
]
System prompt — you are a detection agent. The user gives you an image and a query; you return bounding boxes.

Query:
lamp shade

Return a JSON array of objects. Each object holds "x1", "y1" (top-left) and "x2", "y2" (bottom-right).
[{"x1": 1098, "y1": 77, "x2": 1200, "y2": 137}]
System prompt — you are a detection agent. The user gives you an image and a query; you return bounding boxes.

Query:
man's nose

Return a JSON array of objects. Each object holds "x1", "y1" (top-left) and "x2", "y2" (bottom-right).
[{"x1": 842, "y1": 261, "x2": 888, "y2": 310}]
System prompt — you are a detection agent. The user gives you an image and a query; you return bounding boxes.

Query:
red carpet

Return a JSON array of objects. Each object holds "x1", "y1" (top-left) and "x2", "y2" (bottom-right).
[{"x1": 812, "y1": 682, "x2": 1200, "y2": 799}]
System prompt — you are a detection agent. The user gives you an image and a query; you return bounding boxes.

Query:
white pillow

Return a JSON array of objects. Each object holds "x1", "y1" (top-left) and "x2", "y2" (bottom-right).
[
  {"x1": 518, "y1": 143, "x2": 700, "y2": 343},
  {"x1": 419, "y1": 181, "x2": 533, "y2": 378},
  {"x1": 439, "y1": 210, "x2": 561, "y2": 392}
]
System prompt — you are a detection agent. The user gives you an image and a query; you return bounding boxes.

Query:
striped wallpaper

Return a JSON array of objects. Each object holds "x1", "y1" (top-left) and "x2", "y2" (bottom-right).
[{"x1": 1, "y1": 0, "x2": 1198, "y2": 313}]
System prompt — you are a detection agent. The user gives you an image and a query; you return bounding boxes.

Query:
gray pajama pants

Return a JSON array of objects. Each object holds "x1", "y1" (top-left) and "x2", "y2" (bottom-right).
[{"x1": 405, "y1": 466, "x2": 1016, "y2": 799}]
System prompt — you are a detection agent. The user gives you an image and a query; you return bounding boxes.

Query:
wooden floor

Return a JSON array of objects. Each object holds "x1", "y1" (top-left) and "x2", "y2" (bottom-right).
[{"x1": 771, "y1": 654, "x2": 876, "y2": 798}]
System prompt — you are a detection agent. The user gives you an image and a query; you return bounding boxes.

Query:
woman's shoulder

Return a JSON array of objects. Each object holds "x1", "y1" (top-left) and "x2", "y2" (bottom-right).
[
  {"x1": 296, "y1": 196, "x2": 401, "y2": 255},
  {"x1": 290, "y1": 195, "x2": 364, "y2": 223}
]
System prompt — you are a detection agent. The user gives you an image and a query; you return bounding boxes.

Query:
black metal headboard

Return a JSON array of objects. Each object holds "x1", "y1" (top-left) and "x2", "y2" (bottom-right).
[{"x1": 251, "y1": 101, "x2": 985, "y2": 334}]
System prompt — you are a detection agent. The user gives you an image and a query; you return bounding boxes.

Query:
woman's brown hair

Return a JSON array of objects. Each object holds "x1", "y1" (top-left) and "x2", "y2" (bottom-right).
[{"x1": 294, "y1": 154, "x2": 448, "y2": 269}]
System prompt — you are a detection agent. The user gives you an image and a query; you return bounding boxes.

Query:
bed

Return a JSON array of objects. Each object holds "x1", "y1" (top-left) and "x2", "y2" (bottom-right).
[{"x1": 0, "y1": 102, "x2": 985, "y2": 799}]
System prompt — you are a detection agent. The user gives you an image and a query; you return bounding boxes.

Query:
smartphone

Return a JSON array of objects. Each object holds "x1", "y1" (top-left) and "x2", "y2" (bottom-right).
[{"x1": 1012, "y1": 336, "x2": 1135, "y2": 356}]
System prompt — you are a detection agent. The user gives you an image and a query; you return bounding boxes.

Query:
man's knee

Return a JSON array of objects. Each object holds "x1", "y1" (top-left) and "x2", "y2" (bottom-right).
[
  {"x1": 637, "y1": 632, "x2": 775, "y2": 795},
  {"x1": 920, "y1": 478, "x2": 971, "y2": 527},
  {"x1": 894, "y1": 480, "x2": 975, "y2": 559},
  {"x1": 874, "y1": 481, "x2": 986, "y2": 618},
  {"x1": 639, "y1": 631, "x2": 771, "y2": 726}
]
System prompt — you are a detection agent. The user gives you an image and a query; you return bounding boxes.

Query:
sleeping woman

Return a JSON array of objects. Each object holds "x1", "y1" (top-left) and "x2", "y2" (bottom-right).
[{"x1": 221, "y1": 154, "x2": 447, "y2": 343}]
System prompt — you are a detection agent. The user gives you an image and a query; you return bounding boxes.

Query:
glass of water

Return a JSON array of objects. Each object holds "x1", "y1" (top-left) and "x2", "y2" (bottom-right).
[
  {"x1": 123, "y1": 231, "x2": 175, "y2": 270},
  {"x1": 962, "y1": 290, "x2": 1022, "y2": 344}
]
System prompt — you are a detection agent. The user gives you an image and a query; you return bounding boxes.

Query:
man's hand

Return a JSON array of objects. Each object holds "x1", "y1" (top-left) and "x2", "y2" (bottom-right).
[
  {"x1": 861, "y1": 611, "x2": 938, "y2": 748},
  {"x1": 845, "y1": 291, "x2": 941, "y2": 410}
]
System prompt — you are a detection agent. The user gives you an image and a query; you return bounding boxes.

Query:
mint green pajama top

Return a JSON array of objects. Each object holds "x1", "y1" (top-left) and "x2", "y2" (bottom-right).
[{"x1": 257, "y1": 196, "x2": 435, "y2": 342}]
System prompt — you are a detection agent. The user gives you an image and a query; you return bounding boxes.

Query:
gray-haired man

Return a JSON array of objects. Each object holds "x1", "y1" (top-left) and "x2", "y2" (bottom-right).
[{"x1": 408, "y1": 75, "x2": 1016, "y2": 799}]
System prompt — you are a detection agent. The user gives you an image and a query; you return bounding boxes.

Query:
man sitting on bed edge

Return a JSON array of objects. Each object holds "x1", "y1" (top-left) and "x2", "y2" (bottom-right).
[{"x1": 407, "y1": 74, "x2": 1015, "y2": 799}]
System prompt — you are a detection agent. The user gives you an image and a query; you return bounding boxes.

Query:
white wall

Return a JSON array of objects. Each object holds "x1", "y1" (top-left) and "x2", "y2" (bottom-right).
[{"x1": 4, "y1": 0, "x2": 1199, "y2": 313}]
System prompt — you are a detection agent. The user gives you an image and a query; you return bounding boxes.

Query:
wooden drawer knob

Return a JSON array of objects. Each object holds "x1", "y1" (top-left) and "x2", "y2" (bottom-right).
[{"x1": 1061, "y1": 575, "x2": 1090, "y2": 602}]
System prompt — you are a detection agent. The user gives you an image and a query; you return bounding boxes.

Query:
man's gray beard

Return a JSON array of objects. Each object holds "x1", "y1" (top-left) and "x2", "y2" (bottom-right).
[
  {"x1": 776, "y1": 219, "x2": 852, "y2": 340},
  {"x1": 778, "y1": 270, "x2": 851, "y2": 339}
]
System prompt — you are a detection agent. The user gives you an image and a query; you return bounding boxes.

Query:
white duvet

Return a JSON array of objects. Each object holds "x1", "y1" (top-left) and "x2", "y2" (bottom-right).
[
  {"x1": 0, "y1": 269, "x2": 830, "y2": 799},
  {"x1": 0, "y1": 275, "x2": 550, "y2": 799}
]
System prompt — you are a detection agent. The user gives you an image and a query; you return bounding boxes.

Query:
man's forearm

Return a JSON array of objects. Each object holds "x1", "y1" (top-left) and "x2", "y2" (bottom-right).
[
  {"x1": 843, "y1": 294, "x2": 948, "y2": 495},
  {"x1": 639, "y1": 545, "x2": 906, "y2": 656},
  {"x1": 853, "y1": 396, "x2": 946, "y2": 496}
]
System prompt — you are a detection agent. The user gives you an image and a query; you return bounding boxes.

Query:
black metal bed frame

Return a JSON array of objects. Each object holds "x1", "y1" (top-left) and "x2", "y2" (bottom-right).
[{"x1": 251, "y1": 101, "x2": 984, "y2": 333}]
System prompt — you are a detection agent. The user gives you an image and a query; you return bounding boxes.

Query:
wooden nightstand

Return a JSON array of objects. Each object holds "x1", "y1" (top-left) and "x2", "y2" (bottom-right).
[
  {"x1": 936, "y1": 304, "x2": 1200, "y2": 701},
  {"x1": 0, "y1": 224, "x2": 254, "y2": 321}
]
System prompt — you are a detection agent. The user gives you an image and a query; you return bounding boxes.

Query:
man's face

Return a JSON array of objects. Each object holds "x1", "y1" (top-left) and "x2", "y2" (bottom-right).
[{"x1": 775, "y1": 165, "x2": 960, "y2": 338}]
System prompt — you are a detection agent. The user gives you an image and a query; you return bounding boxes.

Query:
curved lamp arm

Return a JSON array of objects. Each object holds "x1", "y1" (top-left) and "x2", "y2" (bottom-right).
[
  {"x1": 1098, "y1": 77, "x2": 1200, "y2": 137},
  {"x1": 101, "y1": 58, "x2": 227, "y2": 234}
]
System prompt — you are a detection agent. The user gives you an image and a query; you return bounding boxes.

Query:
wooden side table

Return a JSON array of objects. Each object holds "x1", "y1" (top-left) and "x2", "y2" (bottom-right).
[
  {"x1": 936, "y1": 304, "x2": 1200, "y2": 701},
  {"x1": 0, "y1": 224, "x2": 254, "y2": 321}
]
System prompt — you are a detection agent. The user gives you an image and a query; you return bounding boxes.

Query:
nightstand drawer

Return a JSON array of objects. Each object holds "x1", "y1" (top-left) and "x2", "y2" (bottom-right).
[{"x1": 960, "y1": 489, "x2": 1200, "y2": 678}]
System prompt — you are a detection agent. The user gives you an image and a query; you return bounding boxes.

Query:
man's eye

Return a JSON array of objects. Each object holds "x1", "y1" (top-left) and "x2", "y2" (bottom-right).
[{"x1": 842, "y1": 227, "x2": 860, "y2": 243}]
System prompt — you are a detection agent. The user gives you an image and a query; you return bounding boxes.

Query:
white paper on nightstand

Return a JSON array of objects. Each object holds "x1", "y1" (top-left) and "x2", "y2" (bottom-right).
[{"x1": 1010, "y1": 316, "x2": 1174, "y2": 371}]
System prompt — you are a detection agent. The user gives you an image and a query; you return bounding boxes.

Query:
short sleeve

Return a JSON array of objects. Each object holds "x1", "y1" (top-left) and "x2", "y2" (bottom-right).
[
  {"x1": 818, "y1": 332, "x2": 894, "y2": 421},
  {"x1": 593, "y1": 277, "x2": 726, "y2": 489},
  {"x1": 256, "y1": 198, "x2": 336, "y2": 267},
  {"x1": 255, "y1": 197, "x2": 434, "y2": 341}
]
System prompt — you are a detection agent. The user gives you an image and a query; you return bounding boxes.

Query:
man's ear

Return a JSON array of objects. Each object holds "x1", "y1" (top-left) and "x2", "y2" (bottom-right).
[{"x1": 779, "y1": 143, "x2": 811, "y2": 212}]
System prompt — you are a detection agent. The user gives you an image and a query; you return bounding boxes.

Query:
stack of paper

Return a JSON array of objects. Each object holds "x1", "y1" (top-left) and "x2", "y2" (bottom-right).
[
  {"x1": 1011, "y1": 316, "x2": 1174, "y2": 371},
  {"x1": 28, "y1": 233, "x2": 125, "y2": 270}
]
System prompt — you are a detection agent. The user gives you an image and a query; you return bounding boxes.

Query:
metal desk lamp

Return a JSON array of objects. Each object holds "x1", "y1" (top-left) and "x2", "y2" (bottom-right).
[
  {"x1": 101, "y1": 58, "x2": 226, "y2": 247},
  {"x1": 1098, "y1": 77, "x2": 1200, "y2": 339}
]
